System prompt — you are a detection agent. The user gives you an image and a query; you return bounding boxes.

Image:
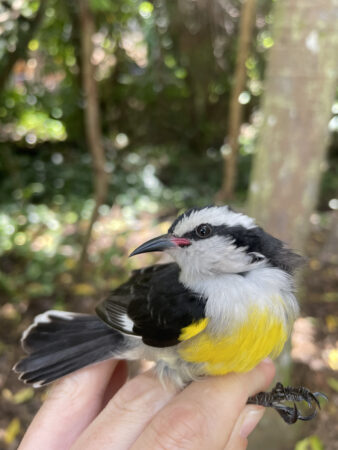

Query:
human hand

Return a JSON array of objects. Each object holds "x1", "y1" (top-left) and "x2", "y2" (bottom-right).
[{"x1": 18, "y1": 358, "x2": 275, "y2": 450}]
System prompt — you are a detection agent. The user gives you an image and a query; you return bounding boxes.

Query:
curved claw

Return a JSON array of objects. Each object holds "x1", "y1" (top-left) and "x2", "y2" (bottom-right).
[
  {"x1": 314, "y1": 392, "x2": 328, "y2": 404},
  {"x1": 275, "y1": 402, "x2": 298, "y2": 424},
  {"x1": 274, "y1": 401, "x2": 318, "y2": 424},
  {"x1": 246, "y1": 383, "x2": 327, "y2": 425},
  {"x1": 305, "y1": 391, "x2": 328, "y2": 409},
  {"x1": 296, "y1": 407, "x2": 318, "y2": 422},
  {"x1": 305, "y1": 391, "x2": 319, "y2": 408}
]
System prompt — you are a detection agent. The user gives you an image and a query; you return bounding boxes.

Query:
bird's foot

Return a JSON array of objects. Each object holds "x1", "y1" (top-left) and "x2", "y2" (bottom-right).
[{"x1": 247, "y1": 382, "x2": 327, "y2": 424}]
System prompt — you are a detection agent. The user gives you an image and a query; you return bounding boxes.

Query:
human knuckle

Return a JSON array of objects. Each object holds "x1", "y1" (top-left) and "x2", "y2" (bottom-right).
[
  {"x1": 150, "y1": 403, "x2": 208, "y2": 449},
  {"x1": 47, "y1": 372, "x2": 84, "y2": 405},
  {"x1": 109, "y1": 374, "x2": 158, "y2": 414},
  {"x1": 228, "y1": 373, "x2": 250, "y2": 400},
  {"x1": 110, "y1": 389, "x2": 138, "y2": 415}
]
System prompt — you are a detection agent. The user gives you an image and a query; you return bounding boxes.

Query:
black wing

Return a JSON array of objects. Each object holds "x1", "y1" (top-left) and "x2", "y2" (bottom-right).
[{"x1": 96, "y1": 263, "x2": 206, "y2": 347}]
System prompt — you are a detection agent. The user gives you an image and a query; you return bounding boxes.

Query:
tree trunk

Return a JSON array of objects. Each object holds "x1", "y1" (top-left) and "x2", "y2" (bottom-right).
[
  {"x1": 320, "y1": 211, "x2": 338, "y2": 264},
  {"x1": 77, "y1": 0, "x2": 109, "y2": 274},
  {"x1": 216, "y1": 0, "x2": 257, "y2": 203},
  {"x1": 247, "y1": 5, "x2": 338, "y2": 446},
  {"x1": 247, "y1": 0, "x2": 338, "y2": 253}
]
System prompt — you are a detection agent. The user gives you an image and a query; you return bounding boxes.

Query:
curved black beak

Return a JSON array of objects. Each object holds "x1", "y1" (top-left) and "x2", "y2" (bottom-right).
[{"x1": 129, "y1": 234, "x2": 176, "y2": 257}]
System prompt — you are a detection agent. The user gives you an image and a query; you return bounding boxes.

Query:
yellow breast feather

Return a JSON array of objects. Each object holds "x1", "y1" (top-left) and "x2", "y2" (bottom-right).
[{"x1": 178, "y1": 307, "x2": 287, "y2": 375}]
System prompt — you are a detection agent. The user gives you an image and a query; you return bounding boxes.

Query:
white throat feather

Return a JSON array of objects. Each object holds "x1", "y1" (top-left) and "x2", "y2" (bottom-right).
[{"x1": 179, "y1": 267, "x2": 299, "y2": 336}]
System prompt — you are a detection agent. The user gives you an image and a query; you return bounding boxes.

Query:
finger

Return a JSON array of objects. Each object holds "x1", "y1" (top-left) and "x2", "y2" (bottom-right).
[
  {"x1": 19, "y1": 360, "x2": 119, "y2": 450},
  {"x1": 132, "y1": 359, "x2": 275, "y2": 450},
  {"x1": 71, "y1": 369, "x2": 177, "y2": 450},
  {"x1": 102, "y1": 361, "x2": 128, "y2": 407},
  {"x1": 225, "y1": 405, "x2": 265, "y2": 450}
]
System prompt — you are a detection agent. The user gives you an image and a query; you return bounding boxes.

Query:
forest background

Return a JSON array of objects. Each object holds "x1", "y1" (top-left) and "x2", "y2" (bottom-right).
[{"x1": 0, "y1": 0, "x2": 337, "y2": 448}]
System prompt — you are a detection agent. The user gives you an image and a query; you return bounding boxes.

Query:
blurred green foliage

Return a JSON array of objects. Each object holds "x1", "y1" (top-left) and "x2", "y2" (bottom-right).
[
  {"x1": 0, "y1": 0, "x2": 337, "y2": 302},
  {"x1": 1, "y1": 0, "x2": 336, "y2": 208},
  {"x1": 0, "y1": 0, "x2": 275, "y2": 208},
  {"x1": 295, "y1": 435, "x2": 324, "y2": 450},
  {"x1": 0, "y1": 200, "x2": 150, "y2": 302}
]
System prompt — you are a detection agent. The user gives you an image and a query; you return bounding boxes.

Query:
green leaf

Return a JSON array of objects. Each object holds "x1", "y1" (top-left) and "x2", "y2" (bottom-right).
[
  {"x1": 139, "y1": 1, "x2": 154, "y2": 19},
  {"x1": 295, "y1": 435, "x2": 324, "y2": 450},
  {"x1": 4, "y1": 418, "x2": 21, "y2": 444},
  {"x1": 13, "y1": 387, "x2": 35, "y2": 404},
  {"x1": 89, "y1": 0, "x2": 112, "y2": 11},
  {"x1": 327, "y1": 377, "x2": 338, "y2": 393}
]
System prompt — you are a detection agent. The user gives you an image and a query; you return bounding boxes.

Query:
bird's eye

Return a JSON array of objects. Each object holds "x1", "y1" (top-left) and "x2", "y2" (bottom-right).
[{"x1": 195, "y1": 224, "x2": 213, "y2": 239}]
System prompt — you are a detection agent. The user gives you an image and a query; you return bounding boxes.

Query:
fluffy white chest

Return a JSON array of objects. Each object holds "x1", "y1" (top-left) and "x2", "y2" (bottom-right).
[{"x1": 180, "y1": 267, "x2": 299, "y2": 335}]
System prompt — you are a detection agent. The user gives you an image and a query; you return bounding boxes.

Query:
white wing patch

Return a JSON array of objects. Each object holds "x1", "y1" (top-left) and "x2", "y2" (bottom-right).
[
  {"x1": 21, "y1": 310, "x2": 79, "y2": 343},
  {"x1": 100, "y1": 301, "x2": 137, "y2": 335},
  {"x1": 118, "y1": 313, "x2": 135, "y2": 333}
]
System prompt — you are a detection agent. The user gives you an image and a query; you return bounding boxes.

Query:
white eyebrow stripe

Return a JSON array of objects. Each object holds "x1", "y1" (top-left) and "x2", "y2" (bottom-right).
[{"x1": 173, "y1": 207, "x2": 256, "y2": 236}]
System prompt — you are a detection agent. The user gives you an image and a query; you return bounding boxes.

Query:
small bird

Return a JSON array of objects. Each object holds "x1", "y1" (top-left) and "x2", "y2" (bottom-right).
[{"x1": 14, "y1": 206, "x2": 325, "y2": 423}]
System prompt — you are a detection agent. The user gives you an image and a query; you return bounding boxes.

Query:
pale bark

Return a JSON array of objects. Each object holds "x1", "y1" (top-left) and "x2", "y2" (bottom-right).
[
  {"x1": 247, "y1": 0, "x2": 338, "y2": 252},
  {"x1": 320, "y1": 212, "x2": 338, "y2": 264},
  {"x1": 216, "y1": 0, "x2": 257, "y2": 203},
  {"x1": 78, "y1": 0, "x2": 109, "y2": 274}
]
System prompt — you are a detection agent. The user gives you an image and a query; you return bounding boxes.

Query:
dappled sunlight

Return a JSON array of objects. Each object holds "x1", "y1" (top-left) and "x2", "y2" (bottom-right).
[
  {"x1": 292, "y1": 317, "x2": 328, "y2": 371},
  {"x1": 0, "y1": 202, "x2": 172, "y2": 304}
]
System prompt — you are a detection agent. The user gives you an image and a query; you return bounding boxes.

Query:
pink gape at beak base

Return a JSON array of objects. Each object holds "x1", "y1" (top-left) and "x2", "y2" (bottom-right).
[
  {"x1": 129, "y1": 234, "x2": 191, "y2": 256},
  {"x1": 170, "y1": 237, "x2": 191, "y2": 247}
]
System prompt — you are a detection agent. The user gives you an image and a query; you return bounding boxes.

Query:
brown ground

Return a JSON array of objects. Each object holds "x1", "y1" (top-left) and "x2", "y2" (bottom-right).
[{"x1": 290, "y1": 213, "x2": 338, "y2": 450}]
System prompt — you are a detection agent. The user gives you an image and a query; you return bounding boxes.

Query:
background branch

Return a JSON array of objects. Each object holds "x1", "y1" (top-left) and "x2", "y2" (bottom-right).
[
  {"x1": 77, "y1": 0, "x2": 109, "y2": 276},
  {"x1": 216, "y1": 0, "x2": 257, "y2": 203}
]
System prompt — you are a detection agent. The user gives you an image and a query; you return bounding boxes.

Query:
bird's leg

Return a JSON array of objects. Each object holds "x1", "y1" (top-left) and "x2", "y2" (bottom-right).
[{"x1": 247, "y1": 382, "x2": 327, "y2": 424}]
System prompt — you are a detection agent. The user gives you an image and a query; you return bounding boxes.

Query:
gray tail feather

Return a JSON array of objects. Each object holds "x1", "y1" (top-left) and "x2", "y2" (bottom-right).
[{"x1": 13, "y1": 310, "x2": 126, "y2": 387}]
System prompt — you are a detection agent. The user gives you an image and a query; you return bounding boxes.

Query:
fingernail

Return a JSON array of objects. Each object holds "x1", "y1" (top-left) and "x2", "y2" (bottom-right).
[
  {"x1": 260, "y1": 358, "x2": 273, "y2": 366},
  {"x1": 240, "y1": 407, "x2": 265, "y2": 438}
]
